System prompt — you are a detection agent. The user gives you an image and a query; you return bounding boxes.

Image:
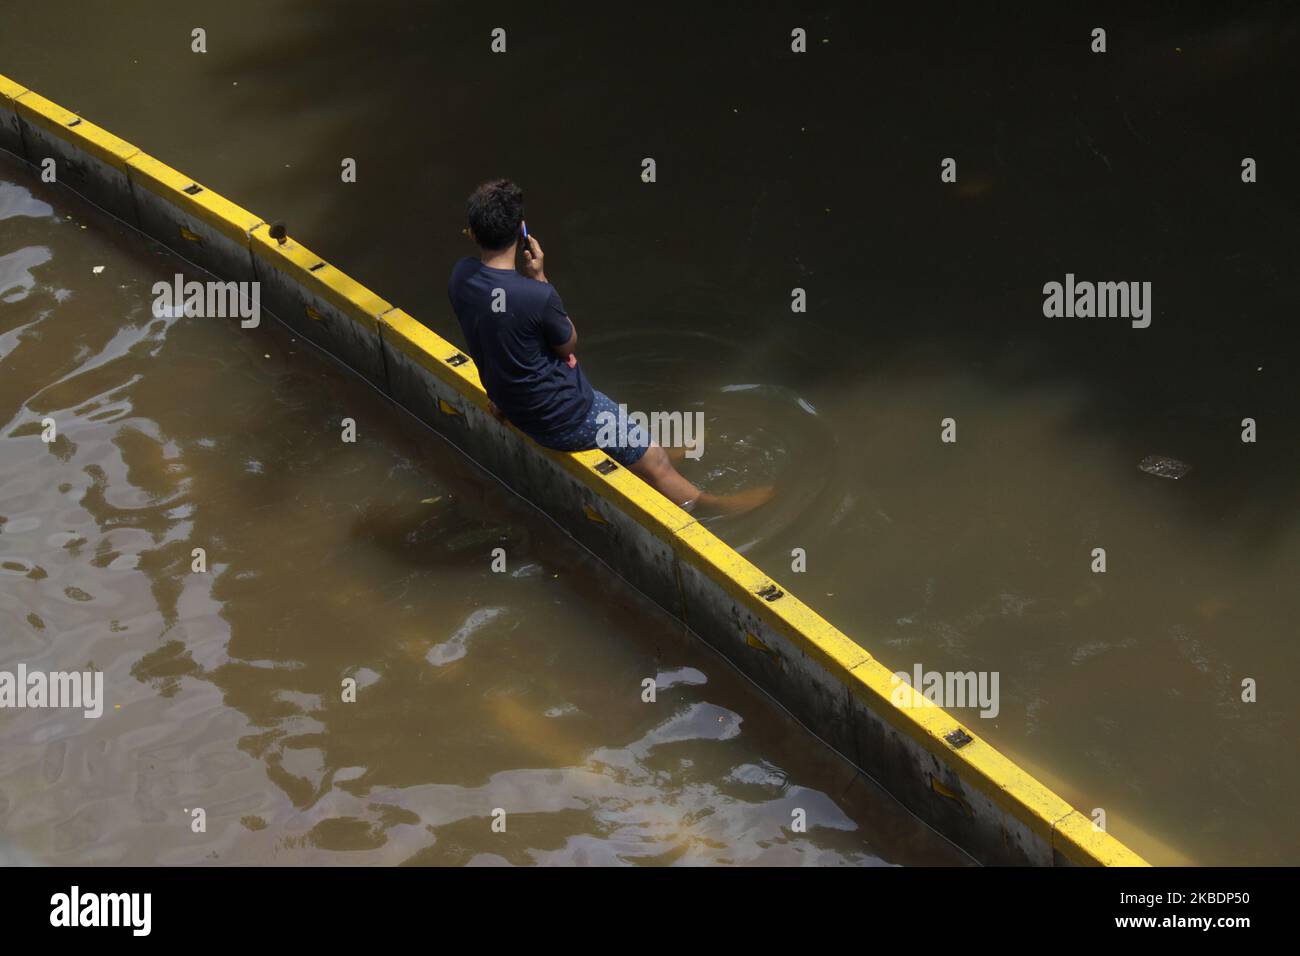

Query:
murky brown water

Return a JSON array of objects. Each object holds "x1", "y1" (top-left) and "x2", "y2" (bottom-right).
[
  {"x1": 0, "y1": 156, "x2": 966, "y2": 865},
  {"x1": 3, "y1": 1, "x2": 1298, "y2": 864}
]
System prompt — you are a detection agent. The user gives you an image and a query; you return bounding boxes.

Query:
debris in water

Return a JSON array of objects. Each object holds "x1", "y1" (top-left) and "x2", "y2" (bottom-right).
[
  {"x1": 1138, "y1": 454, "x2": 1191, "y2": 479},
  {"x1": 441, "y1": 525, "x2": 510, "y2": 554},
  {"x1": 420, "y1": 496, "x2": 442, "y2": 504},
  {"x1": 92, "y1": 265, "x2": 104, "y2": 274}
]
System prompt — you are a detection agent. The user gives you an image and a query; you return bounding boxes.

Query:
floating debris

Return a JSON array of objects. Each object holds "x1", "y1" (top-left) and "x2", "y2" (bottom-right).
[
  {"x1": 1138, "y1": 454, "x2": 1191, "y2": 480},
  {"x1": 441, "y1": 524, "x2": 511, "y2": 554}
]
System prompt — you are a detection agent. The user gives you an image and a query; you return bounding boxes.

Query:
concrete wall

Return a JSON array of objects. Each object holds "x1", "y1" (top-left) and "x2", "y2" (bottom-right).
[{"x1": 0, "y1": 72, "x2": 1149, "y2": 867}]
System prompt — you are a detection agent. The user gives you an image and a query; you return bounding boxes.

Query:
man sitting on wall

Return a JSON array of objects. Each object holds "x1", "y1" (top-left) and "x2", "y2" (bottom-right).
[{"x1": 448, "y1": 178, "x2": 772, "y2": 515}]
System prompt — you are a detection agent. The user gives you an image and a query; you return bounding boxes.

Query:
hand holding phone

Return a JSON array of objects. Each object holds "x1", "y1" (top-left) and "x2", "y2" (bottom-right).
[{"x1": 519, "y1": 222, "x2": 546, "y2": 281}]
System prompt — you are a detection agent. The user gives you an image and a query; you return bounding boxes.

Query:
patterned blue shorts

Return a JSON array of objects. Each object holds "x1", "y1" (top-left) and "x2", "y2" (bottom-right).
[{"x1": 543, "y1": 389, "x2": 650, "y2": 466}]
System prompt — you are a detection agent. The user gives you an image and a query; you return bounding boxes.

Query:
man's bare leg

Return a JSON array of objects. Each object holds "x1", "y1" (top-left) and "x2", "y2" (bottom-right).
[{"x1": 628, "y1": 444, "x2": 773, "y2": 515}]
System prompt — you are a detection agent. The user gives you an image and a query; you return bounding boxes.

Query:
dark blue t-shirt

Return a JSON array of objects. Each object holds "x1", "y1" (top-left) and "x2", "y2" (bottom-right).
[{"x1": 447, "y1": 257, "x2": 594, "y2": 443}]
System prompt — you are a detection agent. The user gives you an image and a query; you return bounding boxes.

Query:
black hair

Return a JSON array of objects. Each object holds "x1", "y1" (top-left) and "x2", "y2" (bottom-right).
[{"x1": 466, "y1": 179, "x2": 524, "y2": 251}]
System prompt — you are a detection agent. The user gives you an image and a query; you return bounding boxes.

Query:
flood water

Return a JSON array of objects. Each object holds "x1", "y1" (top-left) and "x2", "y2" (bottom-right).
[
  {"x1": 2, "y1": 1, "x2": 1298, "y2": 865},
  {"x1": 0, "y1": 156, "x2": 967, "y2": 865}
]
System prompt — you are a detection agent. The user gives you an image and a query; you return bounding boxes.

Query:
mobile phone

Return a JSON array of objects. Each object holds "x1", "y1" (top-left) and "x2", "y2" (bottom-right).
[{"x1": 519, "y1": 221, "x2": 529, "y2": 257}]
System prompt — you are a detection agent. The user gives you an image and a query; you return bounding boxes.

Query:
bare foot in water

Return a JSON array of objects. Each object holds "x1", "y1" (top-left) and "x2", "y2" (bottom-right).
[
  {"x1": 694, "y1": 485, "x2": 776, "y2": 516},
  {"x1": 627, "y1": 445, "x2": 770, "y2": 517}
]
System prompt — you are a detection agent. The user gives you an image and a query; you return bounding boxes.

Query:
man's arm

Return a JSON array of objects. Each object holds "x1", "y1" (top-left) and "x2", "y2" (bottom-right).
[
  {"x1": 526, "y1": 232, "x2": 580, "y2": 367},
  {"x1": 552, "y1": 319, "x2": 578, "y2": 367}
]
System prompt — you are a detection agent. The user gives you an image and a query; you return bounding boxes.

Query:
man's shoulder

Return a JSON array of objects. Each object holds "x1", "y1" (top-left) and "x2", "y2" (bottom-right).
[
  {"x1": 449, "y1": 256, "x2": 480, "y2": 286},
  {"x1": 448, "y1": 260, "x2": 556, "y2": 311},
  {"x1": 524, "y1": 276, "x2": 560, "y2": 306},
  {"x1": 498, "y1": 271, "x2": 559, "y2": 312}
]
